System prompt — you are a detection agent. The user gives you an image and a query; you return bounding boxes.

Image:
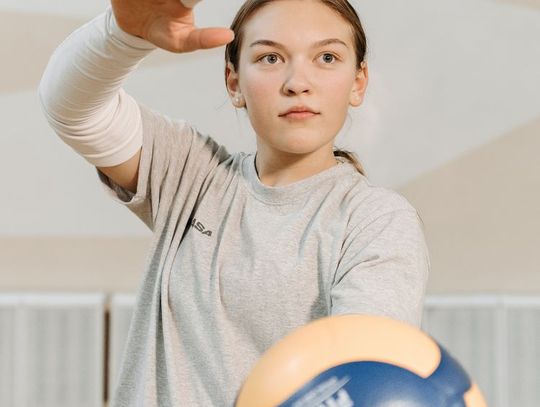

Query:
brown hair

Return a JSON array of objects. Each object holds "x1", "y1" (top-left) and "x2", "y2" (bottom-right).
[{"x1": 225, "y1": 0, "x2": 368, "y2": 176}]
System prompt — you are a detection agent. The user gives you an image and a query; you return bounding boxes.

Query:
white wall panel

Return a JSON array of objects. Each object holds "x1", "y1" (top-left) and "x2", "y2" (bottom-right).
[
  {"x1": 0, "y1": 293, "x2": 106, "y2": 407},
  {"x1": 504, "y1": 297, "x2": 540, "y2": 407},
  {"x1": 0, "y1": 295, "x2": 19, "y2": 406},
  {"x1": 423, "y1": 296, "x2": 500, "y2": 406},
  {"x1": 1, "y1": 292, "x2": 538, "y2": 406}
]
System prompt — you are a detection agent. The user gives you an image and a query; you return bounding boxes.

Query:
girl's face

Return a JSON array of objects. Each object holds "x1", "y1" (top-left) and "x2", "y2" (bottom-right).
[{"x1": 226, "y1": 0, "x2": 368, "y2": 163}]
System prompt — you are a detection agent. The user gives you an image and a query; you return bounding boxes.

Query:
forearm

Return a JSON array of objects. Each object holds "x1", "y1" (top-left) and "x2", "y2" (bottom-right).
[{"x1": 38, "y1": 7, "x2": 156, "y2": 167}]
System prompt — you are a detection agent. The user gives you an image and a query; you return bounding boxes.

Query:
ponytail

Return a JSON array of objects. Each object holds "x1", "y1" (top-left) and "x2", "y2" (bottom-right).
[{"x1": 333, "y1": 148, "x2": 366, "y2": 176}]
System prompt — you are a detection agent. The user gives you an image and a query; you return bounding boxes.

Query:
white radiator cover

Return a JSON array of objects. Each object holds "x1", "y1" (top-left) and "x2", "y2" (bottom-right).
[
  {"x1": 504, "y1": 297, "x2": 540, "y2": 407},
  {"x1": 423, "y1": 295, "x2": 540, "y2": 407},
  {"x1": 1, "y1": 293, "x2": 538, "y2": 406},
  {"x1": 0, "y1": 294, "x2": 18, "y2": 407},
  {"x1": 0, "y1": 293, "x2": 105, "y2": 407}
]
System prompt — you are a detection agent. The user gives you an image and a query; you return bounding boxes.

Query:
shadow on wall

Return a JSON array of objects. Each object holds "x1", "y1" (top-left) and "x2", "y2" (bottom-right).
[{"x1": 0, "y1": 11, "x2": 186, "y2": 94}]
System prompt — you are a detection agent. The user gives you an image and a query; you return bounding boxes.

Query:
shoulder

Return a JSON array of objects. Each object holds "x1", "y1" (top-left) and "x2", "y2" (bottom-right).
[
  {"x1": 343, "y1": 173, "x2": 420, "y2": 229},
  {"x1": 344, "y1": 171, "x2": 417, "y2": 214}
]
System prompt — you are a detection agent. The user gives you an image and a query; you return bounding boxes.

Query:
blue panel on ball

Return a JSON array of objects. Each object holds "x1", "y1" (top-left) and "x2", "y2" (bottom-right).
[
  {"x1": 277, "y1": 344, "x2": 471, "y2": 407},
  {"x1": 425, "y1": 344, "x2": 472, "y2": 406}
]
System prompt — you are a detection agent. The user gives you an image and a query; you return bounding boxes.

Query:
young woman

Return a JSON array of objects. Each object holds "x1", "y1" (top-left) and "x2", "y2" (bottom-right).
[{"x1": 39, "y1": 0, "x2": 430, "y2": 405}]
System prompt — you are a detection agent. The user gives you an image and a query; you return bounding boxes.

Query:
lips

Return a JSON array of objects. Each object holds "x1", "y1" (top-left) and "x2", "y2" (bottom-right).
[
  {"x1": 279, "y1": 105, "x2": 319, "y2": 116},
  {"x1": 281, "y1": 111, "x2": 318, "y2": 120},
  {"x1": 280, "y1": 106, "x2": 318, "y2": 116}
]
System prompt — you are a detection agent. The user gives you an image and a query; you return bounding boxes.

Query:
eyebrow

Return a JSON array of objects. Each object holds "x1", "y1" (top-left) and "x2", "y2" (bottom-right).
[{"x1": 249, "y1": 38, "x2": 348, "y2": 50}]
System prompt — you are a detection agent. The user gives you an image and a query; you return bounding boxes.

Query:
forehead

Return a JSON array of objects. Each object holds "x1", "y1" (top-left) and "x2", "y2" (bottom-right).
[{"x1": 242, "y1": 0, "x2": 353, "y2": 47}]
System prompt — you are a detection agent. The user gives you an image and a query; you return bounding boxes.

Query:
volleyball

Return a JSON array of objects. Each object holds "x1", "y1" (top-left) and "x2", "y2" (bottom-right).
[{"x1": 235, "y1": 314, "x2": 487, "y2": 406}]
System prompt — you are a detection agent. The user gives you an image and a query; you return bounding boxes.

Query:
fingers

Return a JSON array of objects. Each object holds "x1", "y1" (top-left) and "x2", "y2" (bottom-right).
[{"x1": 183, "y1": 27, "x2": 235, "y2": 52}]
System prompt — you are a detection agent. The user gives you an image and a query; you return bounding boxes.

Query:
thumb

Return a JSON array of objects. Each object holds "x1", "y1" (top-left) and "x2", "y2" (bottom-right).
[{"x1": 183, "y1": 27, "x2": 235, "y2": 52}]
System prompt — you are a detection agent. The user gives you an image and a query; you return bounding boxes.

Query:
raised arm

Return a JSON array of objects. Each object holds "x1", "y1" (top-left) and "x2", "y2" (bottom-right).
[{"x1": 38, "y1": 0, "x2": 234, "y2": 193}]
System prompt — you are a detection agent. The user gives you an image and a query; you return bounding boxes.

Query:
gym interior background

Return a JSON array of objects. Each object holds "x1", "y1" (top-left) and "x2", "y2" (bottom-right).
[{"x1": 0, "y1": 0, "x2": 539, "y2": 406}]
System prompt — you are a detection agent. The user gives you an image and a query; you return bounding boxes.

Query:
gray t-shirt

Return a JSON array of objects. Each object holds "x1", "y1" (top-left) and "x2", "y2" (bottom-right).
[{"x1": 97, "y1": 104, "x2": 430, "y2": 406}]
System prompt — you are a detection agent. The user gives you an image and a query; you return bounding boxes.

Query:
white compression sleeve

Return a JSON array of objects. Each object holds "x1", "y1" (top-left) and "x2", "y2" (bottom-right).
[{"x1": 38, "y1": 7, "x2": 156, "y2": 167}]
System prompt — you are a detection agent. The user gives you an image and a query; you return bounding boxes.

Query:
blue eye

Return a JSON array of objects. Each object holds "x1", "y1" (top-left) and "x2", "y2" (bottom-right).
[
  {"x1": 259, "y1": 53, "x2": 280, "y2": 64},
  {"x1": 320, "y1": 53, "x2": 337, "y2": 64}
]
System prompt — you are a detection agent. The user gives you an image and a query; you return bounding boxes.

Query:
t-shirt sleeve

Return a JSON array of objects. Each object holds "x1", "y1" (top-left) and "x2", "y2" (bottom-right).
[
  {"x1": 96, "y1": 103, "x2": 231, "y2": 231},
  {"x1": 330, "y1": 204, "x2": 430, "y2": 328}
]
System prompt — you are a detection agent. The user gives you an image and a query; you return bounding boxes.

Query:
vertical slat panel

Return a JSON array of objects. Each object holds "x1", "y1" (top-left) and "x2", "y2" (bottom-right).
[
  {"x1": 18, "y1": 293, "x2": 105, "y2": 407},
  {"x1": 5, "y1": 291, "x2": 540, "y2": 407},
  {"x1": 108, "y1": 293, "x2": 135, "y2": 398},
  {"x1": 422, "y1": 296, "x2": 499, "y2": 407},
  {"x1": 0, "y1": 295, "x2": 18, "y2": 406},
  {"x1": 504, "y1": 296, "x2": 540, "y2": 407}
]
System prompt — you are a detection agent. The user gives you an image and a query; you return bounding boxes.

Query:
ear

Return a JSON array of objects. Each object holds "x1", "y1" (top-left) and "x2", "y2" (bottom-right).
[
  {"x1": 226, "y1": 61, "x2": 244, "y2": 108},
  {"x1": 349, "y1": 61, "x2": 369, "y2": 107}
]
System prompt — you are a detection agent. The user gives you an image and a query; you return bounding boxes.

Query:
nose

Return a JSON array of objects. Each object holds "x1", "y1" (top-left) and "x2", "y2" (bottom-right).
[{"x1": 281, "y1": 62, "x2": 312, "y2": 96}]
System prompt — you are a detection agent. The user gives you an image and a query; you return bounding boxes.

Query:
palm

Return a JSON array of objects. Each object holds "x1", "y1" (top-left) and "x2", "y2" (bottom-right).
[{"x1": 111, "y1": 0, "x2": 234, "y2": 53}]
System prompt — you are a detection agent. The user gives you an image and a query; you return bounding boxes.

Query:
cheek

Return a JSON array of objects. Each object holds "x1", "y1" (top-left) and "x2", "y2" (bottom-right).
[
  {"x1": 241, "y1": 73, "x2": 280, "y2": 121},
  {"x1": 325, "y1": 73, "x2": 355, "y2": 99},
  {"x1": 242, "y1": 69, "x2": 277, "y2": 99},
  {"x1": 246, "y1": 83, "x2": 271, "y2": 105}
]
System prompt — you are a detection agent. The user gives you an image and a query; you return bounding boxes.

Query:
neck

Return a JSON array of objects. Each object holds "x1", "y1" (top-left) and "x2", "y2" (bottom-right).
[{"x1": 254, "y1": 152, "x2": 339, "y2": 187}]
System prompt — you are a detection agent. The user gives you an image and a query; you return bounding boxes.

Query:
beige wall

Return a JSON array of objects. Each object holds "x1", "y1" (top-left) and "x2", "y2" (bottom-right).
[
  {"x1": 399, "y1": 116, "x2": 540, "y2": 293},
  {"x1": 0, "y1": 237, "x2": 149, "y2": 292}
]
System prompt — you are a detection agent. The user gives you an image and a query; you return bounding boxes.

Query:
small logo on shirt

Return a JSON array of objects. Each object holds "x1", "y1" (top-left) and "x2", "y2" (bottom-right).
[{"x1": 190, "y1": 217, "x2": 212, "y2": 237}]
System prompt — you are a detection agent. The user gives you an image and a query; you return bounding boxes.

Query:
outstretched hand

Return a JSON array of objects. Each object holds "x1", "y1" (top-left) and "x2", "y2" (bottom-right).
[{"x1": 111, "y1": 0, "x2": 234, "y2": 53}]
